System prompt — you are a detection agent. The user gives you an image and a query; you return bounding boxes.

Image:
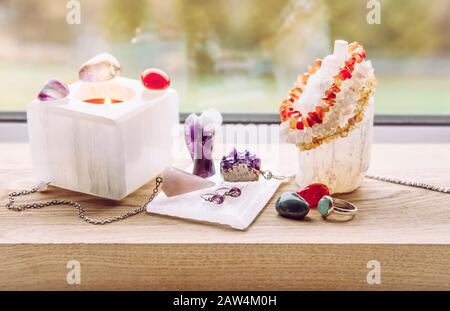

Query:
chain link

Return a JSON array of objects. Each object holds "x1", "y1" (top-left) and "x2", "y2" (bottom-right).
[
  {"x1": 260, "y1": 170, "x2": 288, "y2": 180},
  {"x1": 5, "y1": 177, "x2": 163, "y2": 225},
  {"x1": 365, "y1": 174, "x2": 450, "y2": 194}
]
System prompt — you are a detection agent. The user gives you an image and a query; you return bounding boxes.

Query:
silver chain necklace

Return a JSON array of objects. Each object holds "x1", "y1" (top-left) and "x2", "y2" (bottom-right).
[
  {"x1": 4, "y1": 177, "x2": 162, "y2": 225},
  {"x1": 365, "y1": 174, "x2": 450, "y2": 194},
  {"x1": 3, "y1": 175, "x2": 449, "y2": 224}
]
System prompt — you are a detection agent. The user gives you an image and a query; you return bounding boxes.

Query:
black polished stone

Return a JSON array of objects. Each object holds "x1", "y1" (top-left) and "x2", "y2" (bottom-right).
[{"x1": 275, "y1": 192, "x2": 310, "y2": 220}]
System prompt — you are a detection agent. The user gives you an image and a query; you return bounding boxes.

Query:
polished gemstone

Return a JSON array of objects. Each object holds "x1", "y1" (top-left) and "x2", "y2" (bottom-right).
[
  {"x1": 211, "y1": 194, "x2": 224, "y2": 204},
  {"x1": 79, "y1": 53, "x2": 121, "y2": 83},
  {"x1": 275, "y1": 192, "x2": 310, "y2": 220},
  {"x1": 297, "y1": 183, "x2": 330, "y2": 208},
  {"x1": 317, "y1": 195, "x2": 333, "y2": 217},
  {"x1": 227, "y1": 187, "x2": 241, "y2": 197},
  {"x1": 141, "y1": 68, "x2": 171, "y2": 90},
  {"x1": 161, "y1": 166, "x2": 215, "y2": 197},
  {"x1": 38, "y1": 79, "x2": 69, "y2": 101},
  {"x1": 184, "y1": 109, "x2": 222, "y2": 178}
]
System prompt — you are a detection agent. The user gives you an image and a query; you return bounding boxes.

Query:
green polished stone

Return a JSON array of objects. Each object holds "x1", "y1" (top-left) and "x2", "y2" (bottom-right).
[
  {"x1": 318, "y1": 196, "x2": 333, "y2": 217},
  {"x1": 275, "y1": 192, "x2": 310, "y2": 220}
]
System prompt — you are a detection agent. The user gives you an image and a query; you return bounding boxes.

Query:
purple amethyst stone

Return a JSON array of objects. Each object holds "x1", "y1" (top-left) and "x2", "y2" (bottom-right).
[
  {"x1": 227, "y1": 187, "x2": 241, "y2": 197},
  {"x1": 211, "y1": 194, "x2": 224, "y2": 204},
  {"x1": 220, "y1": 148, "x2": 261, "y2": 171},
  {"x1": 220, "y1": 148, "x2": 262, "y2": 182},
  {"x1": 38, "y1": 78, "x2": 70, "y2": 101},
  {"x1": 184, "y1": 109, "x2": 222, "y2": 178}
]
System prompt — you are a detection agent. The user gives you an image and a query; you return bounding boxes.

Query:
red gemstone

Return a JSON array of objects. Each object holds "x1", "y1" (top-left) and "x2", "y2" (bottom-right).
[
  {"x1": 141, "y1": 68, "x2": 171, "y2": 90},
  {"x1": 308, "y1": 112, "x2": 322, "y2": 124},
  {"x1": 346, "y1": 58, "x2": 356, "y2": 66},
  {"x1": 322, "y1": 98, "x2": 336, "y2": 106},
  {"x1": 325, "y1": 91, "x2": 336, "y2": 99},
  {"x1": 306, "y1": 116, "x2": 315, "y2": 127},
  {"x1": 339, "y1": 68, "x2": 352, "y2": 80},
  {"x1": 288, "y1": 110, "x2": 301, "y2": 118},
  {"x1": 329, "y1": 84, "x2": 341, "y2": 93},
  {"x1": 345, "y1": 63, "x2": 355, "y2": 72},
  {"x1": 315, "y1": 107, "x2": 325, "y2": 119},
  {"x1": 297, "y1": 183, "x2": 330, "y2": 208}
]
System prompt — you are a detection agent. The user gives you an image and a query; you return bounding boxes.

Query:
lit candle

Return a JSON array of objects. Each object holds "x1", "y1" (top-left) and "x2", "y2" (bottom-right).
[{"x1": 83, "y1": 97, "x2": 123, "y2": 104}]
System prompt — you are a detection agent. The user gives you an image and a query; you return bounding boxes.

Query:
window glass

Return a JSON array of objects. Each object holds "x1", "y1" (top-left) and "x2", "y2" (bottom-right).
[{"x1": 0, "y1": 0, "x2": 449, "y2": 115}]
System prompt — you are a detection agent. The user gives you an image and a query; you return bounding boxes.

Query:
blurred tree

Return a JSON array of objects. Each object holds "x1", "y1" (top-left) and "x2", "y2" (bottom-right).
[
  {"x1": 104, "y1": 0, "x2": 149, "y2": 41},
  {"x1": 177, "y1": 0, "x2": 288, "y2": 77},
  {"x1": 325, "y1": 0, "x2": 448, "y2": 57}
]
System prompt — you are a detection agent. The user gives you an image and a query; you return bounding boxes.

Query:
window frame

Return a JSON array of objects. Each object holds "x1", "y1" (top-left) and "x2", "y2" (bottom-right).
[{"x1": 1, "y1": 111, "x2": 449, "y2": 126}]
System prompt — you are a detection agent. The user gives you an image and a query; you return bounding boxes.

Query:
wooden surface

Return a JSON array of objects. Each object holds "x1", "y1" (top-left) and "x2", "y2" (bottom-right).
[{"x1": 0, "y1": 142, "x2": 449, "y2": 290}]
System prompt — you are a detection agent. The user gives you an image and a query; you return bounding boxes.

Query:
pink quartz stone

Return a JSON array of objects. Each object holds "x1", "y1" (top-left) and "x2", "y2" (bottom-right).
[{"x1": 161, "y1": 166, "x2": 215, "y2": 197}]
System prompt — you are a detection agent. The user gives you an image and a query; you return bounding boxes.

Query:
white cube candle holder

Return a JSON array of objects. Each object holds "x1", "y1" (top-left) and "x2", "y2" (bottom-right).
[{"x1": 27, "y1": 77, "x2": 179, "y2": 200}]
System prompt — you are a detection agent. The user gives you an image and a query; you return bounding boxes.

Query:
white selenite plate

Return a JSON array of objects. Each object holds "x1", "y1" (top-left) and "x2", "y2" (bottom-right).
[{"x1": 146, "y1": 163, "x2": 282, "y2": 230}]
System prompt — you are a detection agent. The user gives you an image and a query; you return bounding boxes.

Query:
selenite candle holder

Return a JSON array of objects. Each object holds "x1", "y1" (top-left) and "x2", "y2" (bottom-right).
[{"x1": 27, "y1": 77, "x2": 179, "y2": 200}]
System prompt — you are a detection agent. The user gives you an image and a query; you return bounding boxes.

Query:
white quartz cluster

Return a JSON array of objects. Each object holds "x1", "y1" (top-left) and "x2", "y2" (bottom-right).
[
  {"x1": 280, "y1": 40, "x2": 375, "y2": 146},
  {"x1": 280, "y1": 40, "x2": 376, "y2": 193}
]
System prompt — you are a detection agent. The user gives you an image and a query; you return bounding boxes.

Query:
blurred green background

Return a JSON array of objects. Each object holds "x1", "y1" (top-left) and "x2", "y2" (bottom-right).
[{"x1": 0, "y1": 0, "x2": 449, "y2": 115}]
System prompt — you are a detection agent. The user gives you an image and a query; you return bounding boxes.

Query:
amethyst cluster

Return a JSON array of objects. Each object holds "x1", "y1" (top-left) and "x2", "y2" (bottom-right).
[
  {"x1": 220, "y1": 148, "x2": 261, "y2": 182},
  {"x1": 221, "y1": 148, "x2": 261, "y2": 170}
]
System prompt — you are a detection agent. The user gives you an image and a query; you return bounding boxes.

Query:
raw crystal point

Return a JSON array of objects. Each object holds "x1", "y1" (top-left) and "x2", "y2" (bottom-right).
[
  {"x1": 184, "y1": 109, "x2": 222, "y2": 178},
  {"x1": 79, "y1": 53, "x2": 121, "y2": 83},
  {"x1": 161, "y1": 166, "x2": 215, "y2": 197},
  {"x1": 38, "y1": 78, "x2": 70, "y2": 101},
  {"x1": 333, "y1": 39, "x2": 348, "y2": 63}
]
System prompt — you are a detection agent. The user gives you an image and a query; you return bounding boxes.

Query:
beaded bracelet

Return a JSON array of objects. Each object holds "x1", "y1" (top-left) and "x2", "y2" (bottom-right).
[
  {"x1": 297, "y1": 79, "x2": 376, "y2": 151},
  {"x1": 279, "y1": 42, "x2": 367, "y2": 131}
]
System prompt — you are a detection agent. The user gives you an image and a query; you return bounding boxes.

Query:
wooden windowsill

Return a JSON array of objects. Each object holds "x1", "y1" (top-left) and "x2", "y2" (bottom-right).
[{"x1": 0, "y1": 142, "x2": 449, "y2": 290}]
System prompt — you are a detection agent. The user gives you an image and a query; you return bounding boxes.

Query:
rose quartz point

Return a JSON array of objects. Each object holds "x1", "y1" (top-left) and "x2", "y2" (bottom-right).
[{"x1": 161, "y1": 166, "x2": 215, "y2": 197}]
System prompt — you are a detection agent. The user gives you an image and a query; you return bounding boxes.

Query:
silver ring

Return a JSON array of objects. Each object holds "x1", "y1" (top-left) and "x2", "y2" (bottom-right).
[{"x1": 317, "y1": 195, "x2": 358, "y2": 218}]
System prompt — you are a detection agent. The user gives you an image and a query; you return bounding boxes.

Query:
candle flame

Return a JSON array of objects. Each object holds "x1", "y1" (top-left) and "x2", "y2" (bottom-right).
[{"x1": 104, "y1": 97, "x2": 112, "y2": 105}]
